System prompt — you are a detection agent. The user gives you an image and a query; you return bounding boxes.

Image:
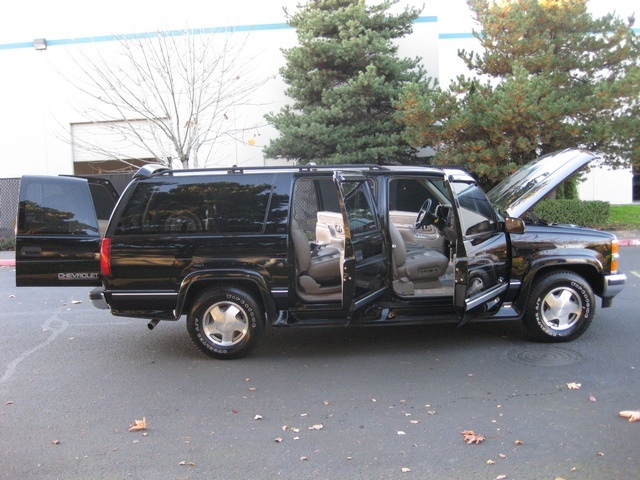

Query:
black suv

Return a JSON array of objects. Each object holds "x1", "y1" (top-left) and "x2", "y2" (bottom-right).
[{"x1": 16, "y1": 149, "x2": 626, "y2": 358}]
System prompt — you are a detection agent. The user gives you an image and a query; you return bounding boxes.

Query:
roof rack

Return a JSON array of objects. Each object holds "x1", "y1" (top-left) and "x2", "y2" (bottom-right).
[{"x1": 133, "y1": 163, "x2": 392, "y2": 177}]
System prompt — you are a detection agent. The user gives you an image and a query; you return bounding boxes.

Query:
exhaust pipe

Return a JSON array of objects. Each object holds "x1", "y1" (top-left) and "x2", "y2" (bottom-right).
[{"x1": 147, "y1": 319, "x2": 160, "y2": 330}]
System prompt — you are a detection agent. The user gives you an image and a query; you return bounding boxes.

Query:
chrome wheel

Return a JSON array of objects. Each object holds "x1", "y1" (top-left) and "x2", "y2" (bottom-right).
[
  {"x1": 539, "y1": 286, "x2": 583, "y2": 331},
  {"x1": 523, "y1": 271, "x2": 595, "y2": 343},
  {"x1": 202, "y1": 301, "x2": 249, "y2": 347}
]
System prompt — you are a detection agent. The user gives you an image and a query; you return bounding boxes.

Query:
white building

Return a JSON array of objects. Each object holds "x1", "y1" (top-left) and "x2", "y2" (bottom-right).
[{"x1": 0, "y1": 0, "x2": 637, "y2": 202}]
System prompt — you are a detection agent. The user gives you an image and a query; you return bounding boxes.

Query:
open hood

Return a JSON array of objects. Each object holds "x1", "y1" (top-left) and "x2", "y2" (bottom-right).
[{"x1": 486, "y1": 148, "x2": 597, "y2": 218}]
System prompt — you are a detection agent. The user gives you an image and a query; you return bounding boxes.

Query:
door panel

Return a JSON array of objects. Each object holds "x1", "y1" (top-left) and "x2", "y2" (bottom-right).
[
  {"x1": 449, "y1": 180, "x2": 510, "y2": 317},
  {"x1": 16, "y1": 176, "x2": 102, "y2": 286},
  {"x1": 334, "y1": 172, "x2": 386, "y2": 314}
]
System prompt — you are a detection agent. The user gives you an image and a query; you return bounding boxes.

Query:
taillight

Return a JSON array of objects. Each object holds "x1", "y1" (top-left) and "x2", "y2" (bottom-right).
[
  {"x1": 610, "y1": 239, "x2": 619, "y2": 274},
  {"x1": 100, "y1": 237, "x2": 111, "y2": 276}
]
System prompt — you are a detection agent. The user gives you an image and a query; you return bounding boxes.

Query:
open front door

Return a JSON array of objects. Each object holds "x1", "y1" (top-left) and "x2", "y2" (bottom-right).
[
  {"x1": 334, "y1": 172, "x2": 387, "y2": 316},
  {"x1": 448, "y1": 177, "x2": 510, "y2": 322},
  {"x1": 16, "y1": 175, "x2": 103, "y2": 287}
]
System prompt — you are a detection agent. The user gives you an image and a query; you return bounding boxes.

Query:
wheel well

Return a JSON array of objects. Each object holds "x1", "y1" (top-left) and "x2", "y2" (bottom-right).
[
  {"x1": 181, "y1": 280, "x2": 273, "y2": 324},
  {"x1": 517, "y1": 264, "x2": 602, "y2": 310}
]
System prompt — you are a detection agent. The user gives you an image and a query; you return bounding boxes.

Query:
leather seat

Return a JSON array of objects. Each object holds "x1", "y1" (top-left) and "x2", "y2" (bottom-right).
[
  {"x1": 390, "y1": 222, "x2": 448, "y2": 283},
  {"x1": 292, "y1": 219, "x2": 342, "y2": 295}
]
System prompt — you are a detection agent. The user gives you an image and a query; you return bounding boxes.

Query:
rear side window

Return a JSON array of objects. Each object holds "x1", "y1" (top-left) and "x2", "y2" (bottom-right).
[
  {"x1": 114, "y1": 174, "x2": 274, "y2": 235},
  {"x1": 19, "y1": 178, "x2": 99, "y2": 235}
]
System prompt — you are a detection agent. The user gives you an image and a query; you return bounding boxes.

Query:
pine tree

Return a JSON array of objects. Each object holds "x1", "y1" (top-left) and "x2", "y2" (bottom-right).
[
  {"x1": 396, "y1": 0, "x2": 640, "y2": 188},
  {"x1": 264, "y1": 0, "x2": 425, "y2": 164}
]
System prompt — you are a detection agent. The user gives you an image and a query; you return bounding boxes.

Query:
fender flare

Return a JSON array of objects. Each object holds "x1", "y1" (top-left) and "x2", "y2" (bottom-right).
[
  {"x1": 513, "y1": 249, "x2": 605, "y2": 313},
  {"x1": 175, "y1": 269, "x2": 278, "y2": 324}
]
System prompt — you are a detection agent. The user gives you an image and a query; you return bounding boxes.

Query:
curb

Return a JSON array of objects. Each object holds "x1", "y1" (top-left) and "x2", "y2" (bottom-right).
[{"x1": 618, "y1": 239, "x2": 640, "y2": 247}]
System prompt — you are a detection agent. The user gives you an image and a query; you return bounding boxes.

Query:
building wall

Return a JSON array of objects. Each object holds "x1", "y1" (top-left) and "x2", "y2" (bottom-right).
[{"x1": 0, "y1": 0, "x2": 636, "y2": 202}]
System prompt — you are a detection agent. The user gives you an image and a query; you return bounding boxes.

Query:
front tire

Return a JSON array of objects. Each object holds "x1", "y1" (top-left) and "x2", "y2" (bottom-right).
[
  {"x1": 523, "y1": 271, "x2": 595, "y2": 342},
  {"x1": 187, "y1": 287, "x2": 263, "y2": 359}
]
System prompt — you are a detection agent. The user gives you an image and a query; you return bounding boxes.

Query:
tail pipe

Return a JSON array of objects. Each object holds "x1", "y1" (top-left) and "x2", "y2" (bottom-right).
[{"x1": 147, "y1": 319, "x2": 160, "y2": 330}]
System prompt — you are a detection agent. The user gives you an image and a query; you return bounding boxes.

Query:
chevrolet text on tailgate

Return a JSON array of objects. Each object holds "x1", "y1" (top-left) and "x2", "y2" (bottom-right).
[{"x1": 16, "y1": 149, "x2": 626, "y2": 359}]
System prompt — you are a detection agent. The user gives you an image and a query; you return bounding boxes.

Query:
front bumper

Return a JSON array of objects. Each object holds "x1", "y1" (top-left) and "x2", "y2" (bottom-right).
[
  {"x1": 601, "y1": 273, "x2": 626, "y2": 307},
  {"x1": 89, "y1": 287, "x2": 110, "y2": 310}
]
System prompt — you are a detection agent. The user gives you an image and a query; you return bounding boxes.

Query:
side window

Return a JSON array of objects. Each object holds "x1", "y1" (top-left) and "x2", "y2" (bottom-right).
[
  {"x1": 339, "y1": 181, "x2": 378, "y2": 235},
  {"x1": 114, "y1": 175, "x2": 274, "y2": 235},
  {"x1": 292, "y1": 177, "x2": 341, "y2": 239},
  {"x1": 388, "y1": 177, "x2": 451, "y2": 212},
  {"x1": 451, "y1": 182, "x2": 499, "y2": 236},
  {"x1": 20, "y1": 180, "x2": 98, "y2": 235}
]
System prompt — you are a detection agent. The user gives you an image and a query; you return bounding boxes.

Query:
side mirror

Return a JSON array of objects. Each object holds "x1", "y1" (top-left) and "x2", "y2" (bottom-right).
[{"x1": 504, "y1": 216, "x2": 525, "y2": 234}]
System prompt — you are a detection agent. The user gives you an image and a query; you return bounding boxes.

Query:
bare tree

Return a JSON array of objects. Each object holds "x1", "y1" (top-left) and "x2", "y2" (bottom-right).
[{"x1": 68, "y1": 28, "x2": 273, "y2": 169}]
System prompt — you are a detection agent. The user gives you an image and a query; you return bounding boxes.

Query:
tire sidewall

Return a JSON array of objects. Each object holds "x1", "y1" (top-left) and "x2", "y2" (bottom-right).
[
  {"x1": 525, "y1": 272, "x2": 594, "y2": 342},
  {"x1": 187, "y1": 288, "x2": 263, "y2": 359}
]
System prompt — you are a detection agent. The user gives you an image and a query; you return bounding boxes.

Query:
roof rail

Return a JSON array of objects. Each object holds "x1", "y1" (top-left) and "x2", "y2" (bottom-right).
[
  {"x1": 133, "y1": 163, "x2": 172, "y2": 179},
  {"x1": 133, "y1": 162, "x2": 394, "y2": 177}
]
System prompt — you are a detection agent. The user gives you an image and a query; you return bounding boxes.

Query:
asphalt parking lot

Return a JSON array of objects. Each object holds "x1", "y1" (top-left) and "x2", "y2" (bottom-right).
[{"x1": 1, "y1": 248, "x2": 639, "y2": 480}]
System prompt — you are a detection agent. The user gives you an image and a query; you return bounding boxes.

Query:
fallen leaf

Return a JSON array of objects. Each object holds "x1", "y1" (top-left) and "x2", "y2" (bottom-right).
[
  {"x1": 70, "y1": 300, "x2": 82, "y2": 304},
  {"x1": 323, "y1": 400, "x2": 330, "y2": 406},
  {"x1": 232, "y1": 408, "x2": 239, "y2": 414},
  {"x1": 487, "y1": 459, "x2": 495, "y2": 465},
  {"x1": 427, "y1": 410, "x2": 436, "y2": 415},
  {"x1": 401, "y1": 467, "x2": 411, "y2": 473},
  {"x1": 496, "y1": 475, "x2": 507, "y2": 480},
  {"x1": 619, "y1": 410, "x2": 640, "y2": 422},
  {"x1": 499, "y1": 453, "x2": 506, "y2": 458},
  {"x1": 309, "y1": 424, "x2": 323, "y2": 430},
  {"x1": 397, "y1": 431, "x2": 406, "y2": 435},
  {"x1": 282, "y1": 425, "x2": 288, "y2": 431},
  {"x1": 589, "y1": 394, "x2": 596, "y2": 402},
  {"x1": 461, "y1": 430, "x2": 485, "y2": 444},
  {"x1": 52, "y1": 439, "x2": 60, "y2": 445},
  {"x1": 254, "y1": 415, "x2": 262, "y2": 420},
  {"x1": 128, "y1": 417, "x2": 147, "y2": 432},
  {"x1": 178, "y1": 461, "x2": 195, "y2": 466},
  {"x1": 410, "y1": 420, "x2": 419, "y2": 424},
  {"x1": 598, "y1": 452, "x2": 605, "y2": 456},
  {"x1": 245, "y1": 378, "x2": 251, "y2": 382},
  {"x1": 566, "y1": 382, "x2": 581, "y2": 390},
  {"x1": 5, "y1": 401, "x2": 14, "y2": 405},
  {"x1": 274, "y1": 437, "x2": 283, "y2": 443},
  {"x1": 372, "y1": 398, "x2": 377, "y2": 402},
  {"x1": 514, "y1": 439, "x2": 523, "y2": 445},
  {"x1": 249, "y1": 387, "x2": 256, "y2": 392},
  {"x1": 300, "y1": 455, "x2": 308, "y2": 461}
]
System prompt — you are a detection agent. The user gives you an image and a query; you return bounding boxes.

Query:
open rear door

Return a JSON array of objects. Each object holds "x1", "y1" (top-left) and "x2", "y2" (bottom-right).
[
  {"x1": 16, "y1": 175, "x2": 103, "y2": 287},
  {"x1": 334, "y1": 172, "x2": 387, "y2": 316}
]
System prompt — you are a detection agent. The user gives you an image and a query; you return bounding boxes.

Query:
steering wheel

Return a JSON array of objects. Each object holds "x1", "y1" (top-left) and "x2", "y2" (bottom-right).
[{"x1": 414, "y1": 198, "x2": 433, "y2": 229}]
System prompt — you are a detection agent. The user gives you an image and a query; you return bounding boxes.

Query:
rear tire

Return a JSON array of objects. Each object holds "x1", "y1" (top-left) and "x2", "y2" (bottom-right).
[
  {"x1": 187, "y1": 287, "x2": 263, "y2": 359},
  {"x1": 523, "y1": 271, "x2": 595, "y2": 342}
]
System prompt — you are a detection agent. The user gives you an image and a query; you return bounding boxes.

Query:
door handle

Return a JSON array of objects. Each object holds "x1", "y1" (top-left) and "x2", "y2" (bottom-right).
[{"x1": 21, "y1": 246, "x2": 42, "y2": 257}]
